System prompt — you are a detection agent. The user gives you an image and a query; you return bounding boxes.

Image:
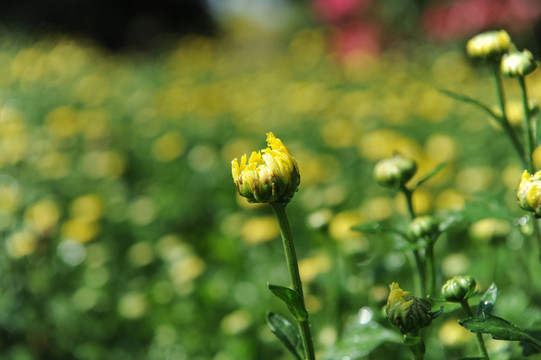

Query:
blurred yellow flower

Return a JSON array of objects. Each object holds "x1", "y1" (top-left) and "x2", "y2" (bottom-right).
[
  {"x1": 152, "y1": 131, "x2": 186, "y2": 162},
  {"x1": 24, "y1": 199, "x2": 60, "y2": 235},
  {"x1": 6, "y1": 229, "x2": 37, "y2": 258},
  {"x1": 328, "y1": 210, "x2": 364, "y2": 241},
  {"x1": 70, "y1": 194, "x2": 104, "y2": 222},
  {"x1": 220, "y1": 309, "x2": 252, "y2": 335},
  {"x1": 470, "y1": 218, "x2": 510, "y2": 243},
  {"x1": 118, "y1": 292, "x2": 147, "y2": 319},
  {"x1": 45, "y1": 106, "x2": 79, "y2": 138},
  {"x1": 439, "y1": 319, "x2": 471, "y2": 346},
  {"x1": 299, "y1": 255, "x2": 332, "y2": 283},
  {"x1": 241, "y1": 216, "x2": 279, "y2": 244},
  {"x1": 61, "y1": 218, "x2": 100, "y2": 243},
  {"x1": 81, "y1": 150, "x2": 125, "y2": 179}
]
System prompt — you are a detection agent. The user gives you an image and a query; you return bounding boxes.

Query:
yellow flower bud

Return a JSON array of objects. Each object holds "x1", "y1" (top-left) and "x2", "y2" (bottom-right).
[
  {"x1": 466, "y1": 30, "x2": 511, "y2": 62},
  {"x1": 374, "y1": 153, "x2": 416, "y2": 189},
  {"x1": 517, "y1": 170, "x2": 541, "y2": 216},
  {"x1": 385, "y1": 283, "x2": 435, "y2": 334},
  {"x1": 231, "y1": 132, "x2": 300, "y2": 204},
  {"x1": 501, "y1": 49, "x2": 537, "y2": 77},
  {"x1": 441, "y1": 276, "x2": 476, "y2": 302}
]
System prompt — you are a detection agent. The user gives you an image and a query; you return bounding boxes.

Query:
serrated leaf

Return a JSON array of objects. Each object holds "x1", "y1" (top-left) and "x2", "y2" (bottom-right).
[
  {"x1": 438, "y1": 88, "x2": 500, "y2": 121},
  {"x1": 321, "y1": 313, "x2": 402, "y2": 360},
  {"x1": 415, "y1": 162, "x2": 447, "y2": 187},
  {"x1": 459, "y1": 314, "x2": 541, "y2": 350},
  {"x1": 266, "y1": 312, "x2": 304, "y2": 360},
  {"x1": 477, "y1": 283, "x2": 497, "y2": 317},
  {"x1": 268, "y1": 283, "x2": 308, "y2": 321}
]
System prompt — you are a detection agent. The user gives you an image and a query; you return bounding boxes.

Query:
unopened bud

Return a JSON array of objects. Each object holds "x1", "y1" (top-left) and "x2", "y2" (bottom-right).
[
  {"x1": 501, "y1": 49, "x2": 537, "y2": 77},
  {"x1": 374, "y1": 154, "x2": 417, "y2": 189},
  {"x1": 466, "y1": 30, "x2": 511, "y2": 62},
  {"x1": 517, "y1": 170, "x2": 541, "y2": 216},
  {"x1": 231, "y1": 132, "x2": 300, "y2": 205},
  {"x1": 386, "y1": 283, "x2": 438, "y2": 334},
  {"x1": 441, "y1": 276, "x2": 477, "y2": 302},
  {"x1": 409, "y1": 215, "x2": 439, "y2": 239}
]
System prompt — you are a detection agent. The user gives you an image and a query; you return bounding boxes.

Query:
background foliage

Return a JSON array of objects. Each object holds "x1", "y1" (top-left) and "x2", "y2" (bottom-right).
[{"x1": 0, "y1": 1, "x2": 541, "y2": 360}]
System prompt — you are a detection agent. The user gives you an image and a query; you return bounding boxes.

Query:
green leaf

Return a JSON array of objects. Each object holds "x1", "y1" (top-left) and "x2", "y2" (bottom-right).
[
  {"x1": 266, "y1": 312, "x2": 304, "y2": 360},
  {"x1": 268, "y1": 283, "x2": 308, "y2": 321},
  {"x1": 415, "y1": 162, "x2": 447, "y2": 187},
  {"x1": 459, "y1": 314, "x2": 541, "y2": 350},
  {"x1": 476, "y1": 283, "x2": 497, "y2": 317},
  {"x1": 438, "y1": 88, "x2": 501, "y2": 122},
  {"x1": 321, "y1": 313, "x2": 402, "y2": 360},
  {"x1": 352, "y1": 221, "x2": 408, "y2": 239}
]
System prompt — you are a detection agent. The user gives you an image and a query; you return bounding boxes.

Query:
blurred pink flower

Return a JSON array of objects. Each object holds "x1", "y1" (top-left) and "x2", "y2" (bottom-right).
[
  {"x1": 422, "y1": 0, "x2": 541, "y2": 40},
  {"x1": 330, "y1": 22, "x2": 382, "y2": 57},
  {"x1": 312, "y1": 0, "x2": 372, "y2": 22}
]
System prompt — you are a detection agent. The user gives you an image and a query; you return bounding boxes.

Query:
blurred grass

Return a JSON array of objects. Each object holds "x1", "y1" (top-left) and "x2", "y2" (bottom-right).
[{"x1": 0, "y1": 28, "x2": 540, "y2": 359}]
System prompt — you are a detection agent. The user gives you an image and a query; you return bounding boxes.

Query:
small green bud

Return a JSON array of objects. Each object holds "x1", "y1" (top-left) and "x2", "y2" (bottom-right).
[
  {"x1": 409, "y1": 215, "x2": 439, "y2": 239},
  {"x1": 501, "y1": 49, "x2": 537, "y2": 77},
  {"x1": 374, "y1": 154, "x2": 417, "y2": 189},
  {"x1": 386, "y1": 283, "x2": 438, "y2": 334},
  {"x1": 441, "y1": 276, "x2": 477, "y2": 302},
  {"x1": 466, "y1": 30, "x2": 511, "y2": 62}
]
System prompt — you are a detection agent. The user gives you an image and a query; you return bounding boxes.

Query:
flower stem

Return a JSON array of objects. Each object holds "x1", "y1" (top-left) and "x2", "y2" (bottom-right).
[
  {"x1": 460, "y1": 300, "x2": 490, "y2": 360},
  {"x1": 518, "y1": 76, "x2": 535, "y2": 172},
  {"x1": 491, "y1": 64, "x2": 528, "y2": 169},
  {"x1": 401, "y1": 186, "x2": 426, "y2": 297},
  {"x1": 425, "y1": 242, "x2": 435, "y2": 297},
  {"x1": 271, "y1": 203, "x2": 316, "y2": 360}
]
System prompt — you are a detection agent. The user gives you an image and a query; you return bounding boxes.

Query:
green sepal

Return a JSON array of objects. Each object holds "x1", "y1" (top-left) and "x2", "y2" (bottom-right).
[
  {"x1": 476, "y1": 283, "x2": 497, "y2": 317},
  {"x1": 266, "y1": 312, "x2": 304, "y2": 360},
  {"x1": 415, "y1": 162, "x2": 447, "y2": 187},
  {"x1": 268, "y1": 283, "x2": 308, "y2": 321},
  {"x1": 459, "y1": 314, "x2": 541, "y2": 350}
]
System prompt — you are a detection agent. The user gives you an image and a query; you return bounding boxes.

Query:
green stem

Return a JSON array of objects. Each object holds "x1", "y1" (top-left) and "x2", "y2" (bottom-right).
[
  {"x1": 518, "y1": 76, "x2": 535, "y2": 173},
  {"x1": 426, "y1": 242, "x2": 435, "y2": 297},
  {"x1": 460, "y1": 300, "x2": 490, "y2": 360},
  {"x1": 402, "y1": 186, "x2": 416, "y2": 221},
  {"x1": 401, "y1": 186, "x2": 426, "y2": 297},
  {"x1": 491, "y1": 64, "x2": 528, "y2": 169},
  {"x1": 271, "y1": 203, "x2": 316, "y2": 360}
]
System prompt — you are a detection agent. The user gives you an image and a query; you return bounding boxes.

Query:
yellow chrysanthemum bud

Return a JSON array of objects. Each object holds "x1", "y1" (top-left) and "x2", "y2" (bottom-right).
[
  {"x1": 501, "y1": 49, "x2": 537, "y2": 77},
  {"x1": 231, "y1": 132, "x2": 300, "y2": 204},
  {"x1": 385, "y1": 283, "x2": 435, "y2": 334},
  {"x1": 409, "y1": 215, "x2": 439, "y2": 239},
  {"x1": 374, "y1": 154, "x2": 417, "y2": 189},
  {"x1": 441, "y1": 276, "x2": 477, "y2": 302},
  {"x1": 517, "y1": 170, "x2": 541, "y2": 216},
  {"x1": 466, "y1": 30, "x2": 511, "y2": 62}
]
